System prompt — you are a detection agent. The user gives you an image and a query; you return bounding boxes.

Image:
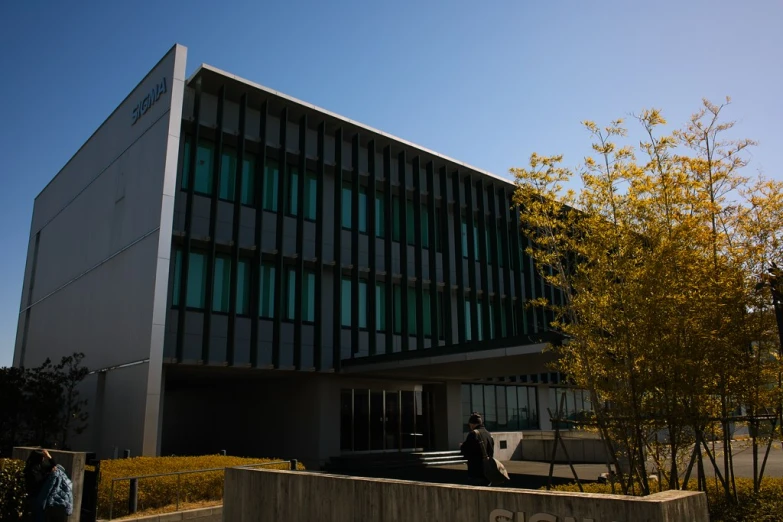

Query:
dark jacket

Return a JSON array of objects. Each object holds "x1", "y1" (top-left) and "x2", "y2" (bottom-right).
[
  {"x1": 35, "y1": 465, "x2": 73, "y2": 521},
  {"x1": 24, "y1": 454, "x2": 56, "y2": 519},
  {"x1": 460, "y1": 426, "x2": 494, "y2": 478}
]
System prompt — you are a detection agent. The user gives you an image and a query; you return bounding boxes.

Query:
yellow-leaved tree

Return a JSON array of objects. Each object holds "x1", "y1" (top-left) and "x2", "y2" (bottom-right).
[{"x1": 512, "y1": 99, "x2": 782, "y2": 501}]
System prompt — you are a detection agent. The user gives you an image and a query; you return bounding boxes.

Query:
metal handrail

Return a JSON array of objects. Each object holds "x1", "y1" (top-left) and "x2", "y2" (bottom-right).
[{"x1": 107, "y1": 460, "x2": 295, "y2": 520}]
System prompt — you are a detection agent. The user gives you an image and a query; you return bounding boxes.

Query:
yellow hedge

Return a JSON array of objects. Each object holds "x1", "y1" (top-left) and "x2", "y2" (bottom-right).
[
  {"x1": 1, "y1": 459, "x2": 27, "y2": 520},
  {"x1": 547, "y1": 477, "x2": 783, "y2": 522},
  {"x1": 98, "y1": 455, "x2": 304, "y2": 519}
]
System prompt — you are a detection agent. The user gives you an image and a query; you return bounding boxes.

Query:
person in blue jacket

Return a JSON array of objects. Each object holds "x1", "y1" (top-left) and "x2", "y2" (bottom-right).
[{"x1": 23, "y1": 449, "x2": 73, "y2": 522}]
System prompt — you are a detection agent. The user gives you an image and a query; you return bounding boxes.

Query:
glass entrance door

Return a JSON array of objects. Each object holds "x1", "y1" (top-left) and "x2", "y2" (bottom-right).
[
  {"x1": 384, "y1": 390, "x2": 400, "y2": 451},
  {"x1": 339, "y1": 388, "x2": 431, "y2": 452},
  {"x1": 370, "y1": 391, "x2": 385, "y2": 451}
]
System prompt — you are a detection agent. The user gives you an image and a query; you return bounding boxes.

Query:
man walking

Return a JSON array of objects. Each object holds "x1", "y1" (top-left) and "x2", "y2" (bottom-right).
[{"x1": 460, "y1": 412, "x2": 495, "y2": 486}]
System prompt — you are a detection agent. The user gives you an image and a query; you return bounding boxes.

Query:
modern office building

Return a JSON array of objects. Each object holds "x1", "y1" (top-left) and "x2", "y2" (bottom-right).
[{"x1": 14, "y1": 44, "x2": 578, "y2": 466}]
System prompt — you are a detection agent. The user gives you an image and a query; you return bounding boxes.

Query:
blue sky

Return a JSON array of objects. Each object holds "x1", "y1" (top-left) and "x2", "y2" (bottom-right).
[{"x1": 0, "y1": 0, "x2": 780, "y2": 366}]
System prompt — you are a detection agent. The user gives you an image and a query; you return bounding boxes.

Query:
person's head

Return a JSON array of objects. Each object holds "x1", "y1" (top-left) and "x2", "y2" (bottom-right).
[
  {"x1": 25, "y1": 449, "x2": 54, "y2": 475},
  {"x1": 468, "y1": 412, "x2": 483, "y2": 430}
]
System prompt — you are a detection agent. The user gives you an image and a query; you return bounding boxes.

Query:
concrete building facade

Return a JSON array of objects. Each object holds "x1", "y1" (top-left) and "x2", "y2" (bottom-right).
[{"x1": 14, "y1": 44, "x2": 574, "y2": 466}]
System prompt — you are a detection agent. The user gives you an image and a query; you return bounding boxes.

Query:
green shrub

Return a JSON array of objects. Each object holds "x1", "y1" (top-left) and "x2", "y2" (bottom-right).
[
  {"x1": 0, "y1": 459, "x2": 27, "y2": 520},
  {"x1": 546, "y1": 477, "x2": 783, "y2": 521},
  {"x1": 98, "y1": 455, "x2": 304, "y2": 519}
]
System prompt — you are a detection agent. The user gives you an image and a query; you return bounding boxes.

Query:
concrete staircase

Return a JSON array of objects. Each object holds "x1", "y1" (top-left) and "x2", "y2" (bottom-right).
[{"x1": 324, "y1": 450, "x2": 466, "y2": 473}]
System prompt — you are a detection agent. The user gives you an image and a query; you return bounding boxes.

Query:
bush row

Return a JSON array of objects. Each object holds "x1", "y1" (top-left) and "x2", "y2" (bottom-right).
[
  {"x1": 547, "y1": 477, "x2": 783, "y2": 522},
  {"x1": 0, "y1": 459, "x2": 26, "y2": 520},
  {"x1": 98, "y1": 455, "x2": 304, "y2": 519}
]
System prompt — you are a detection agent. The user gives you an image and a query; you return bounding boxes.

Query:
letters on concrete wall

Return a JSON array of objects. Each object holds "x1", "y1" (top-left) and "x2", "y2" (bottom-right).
[
  {"x1": 131, "y1": 78, "x2": 167, "y2": 125},
  {"x1": 490, "y1": 509, "x2": 604, "y2": 522}
]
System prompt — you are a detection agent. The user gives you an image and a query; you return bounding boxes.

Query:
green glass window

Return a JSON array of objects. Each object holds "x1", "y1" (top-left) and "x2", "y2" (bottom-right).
[
  {"x1": 464, "y1": 301, "x2": 472, "y2": 341},
  {"x1": 486, "y1": 230, "x2": 492, "y2": 264},
  {"x1": 301, "y1": 270, "x2": 316, "y2": 322},
  {"x1": 421, "y1": 206, "x2": 429, "y2": 249},
  {"x1": 186, "y1": 252, "x2": 207, "y2": 309},
  {"x1": 341, "y1": 278, "x2": 352, "y2": 327},
  {"x1": 407, "y1": 288, "x2": 417, "y2": 335},
  {"x1": 240, "y1": 154, "x2": 256, "y2": 206},
  {"x1": 406, "y1": 200, "x2": 415, "y2": 246},
  {"x1": 358, "y1": 187, "x2": 367, "y2": 233},
  {"x1": 305, "y1": 171, "x2": 317, "y2": 220},
  {"x1": 181, "y1": 139, "x2": 191, "y2": 191},
  {"x1": 474, "y1": 223, "x2": 480, "y2": 259},
  {"x1": 172, "y1": 249, "x2": 182, "y2": 307},
  {"x1": 461, "y1": 221, "x2": 468, "y2": 258},
  {"x1": 393, "y1": 285, "x2": 402, "y2": 334},
  {"x1": 259, "y1": 262, "x2": 275, "y2": 318},
  {"x1": 476, "y1": 301, "x2": 484, "y2": 341},
  {"x1": 392, "y1": 196, "x2": 401, "y2": 242},
  {"x1": 434, "y1": 209, "x2": 442, "y2": 253},
  {"x1": 288, "y1": 168, "x2": 299, "y2": 216},
  {"x1": 286, "y1": 269, "x2": 297, "y2": 320},
  {"x1": 358, "y1": 280, "x2": 367, "y2": 328},
  {"x1": 489, "y1": 301, "x2": 496, "y2": 339},
  {"x1": 263, "y1": 160, "x2": 279, "y2": 211},
  {"x1": 342, "y1": 183, "x2": 352, "y2": 229},
  {"x1": 497, "y1": 228, "x2": 505, "y2": 267},
  {"x1": 423, "y1": 290, "x2": 432, "y2": 337},
  {"x1": 181, "y1": 138, "x2": 215, "y2": 196},
  {"x1": 375, "y1": 192, "x2": 385, "y2": 238},
  {"x1": 288, "y1": 169, "x2": 318, "y2": 220},
  {"x1": 501, "y1": 301, "x2": 508, "y2": 338},
  {"x1": 219, "y1": 147, "x2": 237, "y2": 201},
  {"x1": 237, "y1": 259, "x2": 250, "y2": 315},
  {"x1": 286, "y1": 269, "x2": 316, "y2": 321},
  {"x1": 213, "y1": 255, "x2": 231, "y2": 312},
  {"x1": 376, "y1": 283, "x2": 386, "y2": 331},
  {"x1": 438, "y1": 292, "x2": 446, "y2": 340}
]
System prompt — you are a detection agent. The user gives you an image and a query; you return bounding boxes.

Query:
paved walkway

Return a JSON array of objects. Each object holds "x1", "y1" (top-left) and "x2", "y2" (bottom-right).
[
  {"x1": 437, "y1": 440, "x2": 783, "y2": 483},
  {"x1": 438, "y1": 460, "x2": 608, "y2": 482}
]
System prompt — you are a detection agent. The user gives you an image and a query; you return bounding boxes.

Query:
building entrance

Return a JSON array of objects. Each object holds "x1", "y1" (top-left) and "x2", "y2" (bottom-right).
[{"x1": 340, "y1": 389, "x2": 432, "y2": 452}]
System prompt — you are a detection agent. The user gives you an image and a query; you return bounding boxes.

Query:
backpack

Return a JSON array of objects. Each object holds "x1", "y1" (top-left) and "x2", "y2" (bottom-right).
[{"x1": 474, "y1": 429, "x2": 510, "y2": 486}]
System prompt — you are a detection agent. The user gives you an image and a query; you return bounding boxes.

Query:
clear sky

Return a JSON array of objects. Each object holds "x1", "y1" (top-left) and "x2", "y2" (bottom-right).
[{"x1": 0, "y1": 0, "x2": 780, "y2": 366}]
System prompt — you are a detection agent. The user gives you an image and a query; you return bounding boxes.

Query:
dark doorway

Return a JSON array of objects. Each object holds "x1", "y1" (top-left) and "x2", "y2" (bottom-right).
[{"x1": 340, "y1": 388, "x2": 431, "y2": 452}]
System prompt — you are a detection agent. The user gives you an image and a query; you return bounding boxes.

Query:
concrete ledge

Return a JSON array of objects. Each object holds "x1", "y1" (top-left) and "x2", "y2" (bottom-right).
[
  {"x1": 98, "y1": 506, "x2": 222, "y2": 522},
  {"x1": 520, "y1": 438, "x2": 612, "y2": 464},
  {"x1": 224, "y1": 468, "x2": 707, "y2": 521}
]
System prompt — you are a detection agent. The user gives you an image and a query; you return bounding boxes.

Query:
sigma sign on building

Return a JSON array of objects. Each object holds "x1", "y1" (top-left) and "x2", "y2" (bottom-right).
[{"x1": 131, "y1": 78, "x2": 168, "y2": 125}]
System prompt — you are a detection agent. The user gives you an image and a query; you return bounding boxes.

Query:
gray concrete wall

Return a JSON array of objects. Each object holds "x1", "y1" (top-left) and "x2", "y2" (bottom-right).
[
  {"x1": 12, "y1": 447, "x2": 86, "y2": 522},
  {"x1": 518, "y1": 438, "x2": 612, "y2": 464},
  {"x1": 487, "y1": 431, "x2": 526, "y2": 461},
  {"x1": 13, "y1": 44, "x2": 187, "y2": 458},
  {"x1": 223, "y1": 467, "x2": 708, "y2": 522}
]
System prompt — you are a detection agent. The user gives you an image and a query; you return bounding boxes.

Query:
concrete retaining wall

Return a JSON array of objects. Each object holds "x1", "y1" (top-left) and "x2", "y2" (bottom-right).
[
  {"x1": 104, "y1": 505, "x2": 221, "y2": 522},
  {"x1": 12, "y1": 447, "x2": 85, "y2": 522},
  {"x1": 519, "y1": 438, "x2": 611, "y2": 464},
  {"x1": 486, "y1": 432, "x2": 525, "y2": 461},
  {"x1": 223, "y1": 468, "x2": 708, "y2": 522}
]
